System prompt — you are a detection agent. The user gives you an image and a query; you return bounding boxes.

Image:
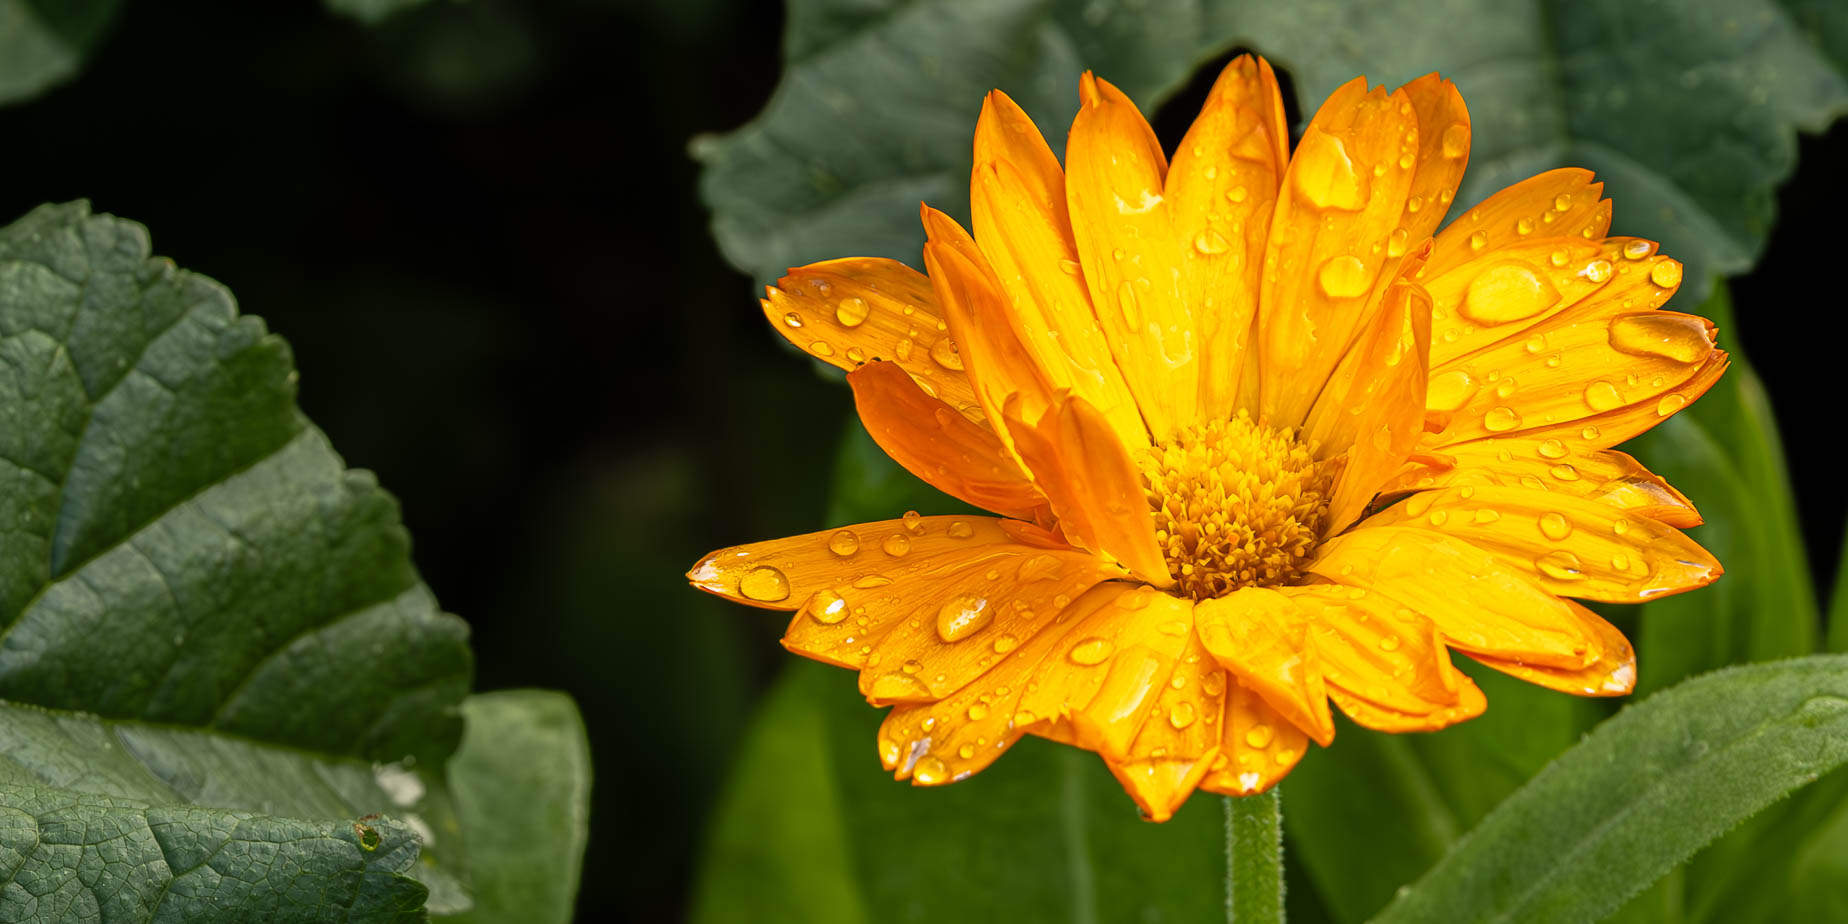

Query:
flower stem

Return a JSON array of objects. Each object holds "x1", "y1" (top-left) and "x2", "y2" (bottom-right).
[{"x1": 1224, "y1": 790, "x2": 1285, "y2": 923}]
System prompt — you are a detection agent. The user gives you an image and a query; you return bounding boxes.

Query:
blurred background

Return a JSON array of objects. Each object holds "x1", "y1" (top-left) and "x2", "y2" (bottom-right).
[{"x1": 4, "y1": 1, "x2": 1843, "y2": 920}]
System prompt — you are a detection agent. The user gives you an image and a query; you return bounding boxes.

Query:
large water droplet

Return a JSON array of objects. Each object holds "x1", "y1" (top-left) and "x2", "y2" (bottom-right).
[
  {"x1": 1193, "y1": 229, "x2": 1231, "y2": 255},
  {"x1": 1584, "y1": 381, "x2": 1623, "y2": 411},
  {"x1": 947, "y1": 521, "x2": 975, "y2": 539},
  {"x1": 1484, "y1": 406, "x2": 1523, "y2": 431},
  {"x1": 828, "y1": 529, "x2": 860, "y2": 556},
  {"x1": 1318, "y1": 255, "x2": 1371, "y2": 298},
  {"x1": 1244, "y1": 724, "x2": 1274, "y2": 748},
  {"x1": 1016, "y1": 554, "x2": 1061, "y2": 582},
  {"x1": 804, "y1": 589, "x2": 849, "y2": 624},
  {"x1": 782, "y1": 311, "x2": 804, "y2": 328},
  {"x1": 914, "y1": 755, "x2": 949, "y2": 784},
  {"x1": 1069, "y1": 637, "x2": 1114, "y2": 666},
  {"x1": 1583, "y1": 259, "x2": 1613, "y2": 283},
  {"x1": 930, "y1": 338, "x2": 964, "y2": 371},
  {"x1": 936, "y1": 594, "x2": 993, "y2": 642},
  {"x1": 1169, "y1": 701, "x2": 1198, "y2": 729},
  {"x1": 1426, "y1": 369, "x2": 1479, "y2": 412},
  {"x1": 740, "y1": 566, "x2": 791, "y2": 602},
  {"x1": 1459, "y1": 262, "x2": 1560, "y2": 324},
  {"x1": 1536, "y1": 550, "x2": 1587, "y2": 581},
  {"x1": 1608, "y1": 313, "x2": 1713, "y2": 363},
  {"x1": 1291, "y1": 131, "x2": 1368, "y2": 210},
  {"x1": 1656, "y1": 393, "x2": 1687, "y2": 416},
  {"x1": 1538, "y1": 438, "x2": 1568, "y2": 459},
  {"x1": 1649, "y1": 260, "x2": 1683, "y2": 288},
  {"x1": 835, "y1": 296, "x2": 870, "y2": 327},
  {"x1": 1117, "y1": 280, "x2": 1143, "y2": 327},
  {"x1": 1441, "y1": 123, "x2": 1470, "y2": 159},
  {"x1": 882, "y1": 534, "x2": 912, "y2": 557},
  {"x1": 1622, "y1": 240, "x2": 1653, "y2": 260},
  {"x1": 1538, "y1": 512, "x2": 1573, "y2": 541}
]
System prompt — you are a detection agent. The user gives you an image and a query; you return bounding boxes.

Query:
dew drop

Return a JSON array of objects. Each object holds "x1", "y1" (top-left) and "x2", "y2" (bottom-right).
[
  {"x1": 804, "y1": 589, "x2": 849, "y2": 624},
  {"x1": 1016, "y1": 554, "x2": 1061, "y2": 582},
  {"x1": 1069, "y1": 637, "x2": 1114, "y2": 666},
  {"x1": 993, "y1": 634, "x2": 1019, "y2": 653},
  {"x1": 1650, "y1": 260, "x2": 1684, "y2": 288},
  {"x1": 1460, "y1": 262, "x2": 1560, "y2": 324},
  {"x1": 1538, "y1": 512, "x2": 1573, "y2": 541},
  {"x1": 1584, "y1": 381, "x2": 1623, "y2": 411},
  {"x1": 1441, "y1": 123, "x2": 1470, "y2": 159},
  {"x1": 1583, "y1": 259, "x2": 1613, "y2": 283},
  {"x1": 782, "y1": 311, "x2": 804, "y2": 328},
  {"x1": 1117, "y1": 281, "x2": 1143, "y2": 327},
  {"x1": 1379, "y1": 635, "x2": 1402, "y2": 651},
  {"x1": 914, "y1": 756, "x2": 948, "y2": 784},
  {"x1": 1608, "y1": 313, "x2": 1713, "y2": 362},
  {"x1": 828, "y1": 529, "x2": 860, "y2": 556},
  {"x1": 1193, "y1": 230, "x2": 1231, "y2": 255},
  {"x1": 1426, "y1": 369, "x2": 1479, "y2": 412},
  {"x1": 1622, "y1": 240, "x2": 1653, "y2": 260},
  {"x1": 1550, "y1": 463, "x2": 1581, "y2": 482},
  {"x1": 1228, "y1": 185, "x2": 1249, "y2": 203},
  {"x1": 1538, "y1": 438, "x2": 1568, "y2": 459},
  {"x1": 1473, "y1": 508, "x2": 1502, "y2": 524},
  {"x1": 1468, "y1": 230, "x2": 1489, "y2": 250},
  {"x1": 882, "y1": 533, "x2": 912, "y2": 557},
  {"x1": 1536, "y1": 550, "x2": 1586, "y2": 581},
  {"x1": 835, "y1": 296, "x2": 870, "y2": 327},
  {"x1": 739, "y1": 566, "x2": 791, "y2": 602},
  {"x1": 1169, "y1": 702, "x2": 1198, "y2": 729},
  {"x1": 930, "y1": 338, "x2": 964, "y2": 370},
  {"x1": 1656, "y1": 393, "x2": 1687, "y2": 416},
  {"x1": 936, "y1": 593, "x2": 993, "y2": 642},
  {"x1": 947, "y1": 520, "x2": 975, "y2": 539},
  {"x1": 967, "y1": 702, "x2": 991, "y2": 721},
  {"x1": 1245, "y1": 724, "x2": 1275, "y2": 748},
  {"x1": 1484, "y1": 406, "x2": 1523, "y2": 431},
  {"x1": 1553, "y1": 193, "x2": 1573, "y2": 211},
  {"x1": 1318, "y1": 255, "x2": 1371, "y2": 298},
  {"x1": 810, "y1": 341, "x2": 836, "y2": 357},
  {"x1": 1202, "y1": 672, "x2": 1226, "y2": 696},
  {"x1": 1387, "y1": 227, "x2": 1410, "y2": 258},
  {"x1": 1516, "y1": 217, "x2": 1535, "y2": 235}
]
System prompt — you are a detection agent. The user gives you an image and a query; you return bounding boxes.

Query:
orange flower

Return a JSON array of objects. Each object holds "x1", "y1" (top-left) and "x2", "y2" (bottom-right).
[{"x1": 689, "y1": 56, "x2": 1724, "y2": 821}]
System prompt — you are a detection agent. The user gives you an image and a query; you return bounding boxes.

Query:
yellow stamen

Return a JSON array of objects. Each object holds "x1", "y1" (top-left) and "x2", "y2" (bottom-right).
[{"x1": 1141, "y1": 412, "x2": 1342, "y2": 601}]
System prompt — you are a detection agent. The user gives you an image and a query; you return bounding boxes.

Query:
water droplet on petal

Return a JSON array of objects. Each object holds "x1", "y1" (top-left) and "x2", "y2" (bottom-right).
[
  {"x1": 1245, "y1": 724, "x2": 1275, "y2": 748},
  {"x1": 936, "y1": 593, "x2": 993, "y2": 642},
  {"x1": 1538, "y1": 438, "x2": 1568, "y2": 459},
  {"x1": 1608, "y1": 313, "x2": 1713, "y2": 362},
  {"x1": 1441, "y1": 123, "x2": 1471, "y2": 159},
  {"x1": 1657, "y1": 393, "x2": 1687, "y2": 416},
  {"x1": 1228, "y1": 185, "x2": 1250, "y2": 203},
  {"x1": 1537, "y1": 550, "x2": 1587, "y2": 581},
  {"x1": 1117, "y1": 281, "x2": 1143, "y2": 327},
  {"x1": 1539, "y1": 512, "x2": 1573, "y2": 540},
  {"x1": 1426, "y1": 369, "x2": 1478, "y2": 412},
  {"x1": 1379, "y1": 635, "x2": 1402, "y2": 651},
  {"x1": 804, "y1": 589, "x2": 849, "y2": 624},
  {"x1": 1468, "y1": 231, "x2": 1489, "y2": 250},
  {"x1": 930, "y1": 338, "x2": 964, "y2": 370},
  {"x1": 1069, "y1": 637, "x2": 1114, "y2": 666},
  {"x1": 783, "y1": 311, "x2": 804, "y2": 328},
  {"x1": 1193, "y1": 230, "x2": 1231, "y2": 255},
  {"x1": 1650, "y1": 260, "x2": 1684, "y2": 288},
  {"x1": 1460, "y1": 262, "x2": 1560, "y2": 324},
  {"x1": 1484, "y1": 406, "x2": 1523, "y2": 431},
  {"x1": 967, "y1": 702, "x2": 991, "y2": 721},
  {"x1": 947, "y1": 520, "x2": 975, "y2": 539},
  {"x1": 1584, "y1": 381, "x2": 1624, "y2": 411},
  {"x1": 1583, "y1": 259, "x2": 1613, "y2": 283},
  {"x1": 810, "y1": 341, "x2": 836, "y2": 357},
  {"x1": 993, "y1": 634, "x2": 1019, "y2": 653},
  {"x1": 1318, "y1": 255, "x2": 1371, "y2": 298},
  {"x1": 1622, "y1": 240, "x2": 1653, "y2": 260},
  {"x1": 740, "y1": 566, "x2": 791, "y2": 602},
  {"x1": 914, "y1": 755, "x2": 948, "y2": 783},
  {"x1": 1169, "y1": 702, "x2": 1198, "y2": 729},
  {"x1": 828, "y1": 529, "x2": 860, "y2": 556},
  {"x1": 835, "y1": 296, "x2": 870, "y2": 327},
  {"x1": 882, "y1": 534, "x2": 912, "y2": 557},
  {"x1": 1550, "y1": 463, "x2": 1581, "y2": 482}
]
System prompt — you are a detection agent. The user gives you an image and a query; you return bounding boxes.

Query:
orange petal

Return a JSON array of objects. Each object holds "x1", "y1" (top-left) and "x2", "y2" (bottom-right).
[
  {"x1": 1166, "y1": 54, "x2": 1290, "y2": 423},
  {"x1": 876, "y1": 581, "x2": 1109, "y2": 784},
  {"x1": 1397, "y1": 73, "x2": 1471, "y2": 243},
  {"x1": 1259, "y1": 78, "x2": 1420, "y2": 428},
  {"x1": 1378, "y1": 439, "x2": 1701, "y2": 528},
  {"x1": 1326, "y1": 669, "x2": 1487, "y2": 733},
  {"x1": 1065, "y1": 72, "x2": 1195, "y2": 438},
  {"x1": 1467, "y1": 601, "x2": 1637, "y2": 696},
  {"x1": 971, "y1": 91, "x2": 1149, "y2": 450},
  {"x1": 1308, "y1": 524, "x2": 1598, "y2": 668},
  {"x1": 1308, "y1": 276, "x2": 1433, "y2": 532},
  {"x1": 921, "y1": 207, "x2": 1060, "y2": 445},
  {"x1": 848, "y1": 361, "x2": 1049, "y2": 521},
  {"x1": 688, "y1": 512, "x2": 1065, "y2": 612},
  {"x1": 1014, "y1": 585, "x2": 1193, "y2": 762},
  {"x1": 1105, "y1": 629, "x2": 1235, "y2": 820},
  {"x1": 1353, "y1": 485, "x2": 1721, "y2": 604},
  {"x1": 1422, "y1": 235, "x2": 1639, "y2": 368},
  {"x1": 859, "y1": 548, "x2": 1121, "y2": 704},
  {"x1": 1426, "y1": 168, "x2": 1611, "y2": 281},
  {"x1": 1198, "y1": 678, "x2": 1311, "y2": 796},
  {"x1": 1281, "y1": 583, "x2": 1463, "y2": 715},
  {"x1": 762, "y1": 257, "x2": 982, "y2": 420},
  {"x1": 1005, "y1": 394, "x2": 1172, "y2": 586},
  {"x1": 1195, "y1": 587, "x2": 1335, "y2": 746}
]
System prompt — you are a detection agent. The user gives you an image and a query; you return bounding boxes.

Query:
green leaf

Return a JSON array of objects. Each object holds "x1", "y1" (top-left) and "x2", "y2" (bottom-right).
[
  {"x1": 0, "y1": 780, "x2": 428, "y2": 921},
  {"x1": 1625, "y1": 282, "x2": 1817, "y2": 691},
  {"x1": 326, "y1": 0, "x2": 434, "y2": 25},
  {"x1": 440, "y1": 691, "x2": 592, "y2": 924},
  {"x1": 698, "y1": 0, "x2": 1847, "y2": 301},
  {"x1": 0, "y1": 0, "x2": 119, "y2": 105},
  {"x1": 0, "y1": 200, "x2": 485, "y2": 916},
  {"x1": 1830, "y1": 520, "x2": 1848, "y2": 654},
  {"x1": 0, "y1": 200, "x2": 472, "y2": 765},
  {"x1": 1372, "y1": 655, "x2": 1848, "y2": 924}
]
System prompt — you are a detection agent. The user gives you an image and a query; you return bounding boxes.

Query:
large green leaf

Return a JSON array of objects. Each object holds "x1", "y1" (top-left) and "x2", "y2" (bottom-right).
[
  {"x1": 0, "y1": 781, "x2": 429, "y2": 921},
  {"x1": 443, "y1": 691, "x2": 592, "y2": 924},
  {"x1": 1373, "y1": 655, "x2": 1848, "y2": 924},
  {"x1": 0, "y1": 0, "x2": 119, "y2": 105},
  {"x1": 697, "y1": 0, "x2": 1846, "y2": 303},
  {"x1": 0, "y1": 201, "x2": 480, "y2": 916}
]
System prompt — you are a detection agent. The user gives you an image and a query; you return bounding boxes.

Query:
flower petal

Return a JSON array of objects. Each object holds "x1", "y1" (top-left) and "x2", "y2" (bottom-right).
[
  {"x1": 761, "y1": 257, "x2": 982, "y2": 420},
  {"x1": 688, "y1": 514, "x2": 1066, "y2": 612},
  {"x1": 859, "y1": 549, "x2": 1121, "y2": 704},
  {"x1": 971, "y1": 91, "x2": 1149, "y2": 450},
  {"x1": 1308, "y1": 275, "x2": 1433, "y2": 532},
  {"x1": 1355, "y1": 485, "x2": 1721, "y2": 603},
  {"x1": 848, "y1": 361, "x2": 1050, "y2": 522},
  {"x1": 1065, "y1": 72, "x2": 1196, "y2": 439},
  {"x1": 1281, "y1": 583, "x2": 1464, "y2": 715},
  {"x1": 1195, "y1": 587, "x2": 1336, "y2": 746},
  {"x1": 1426, "y1": 168, "x2": 1611, "y2": 281},
  {"x1": 1325, "y1": 670, "x2": 1486, "y2": 734},
  {"x1": 1166, "y1": 54, "x2": 1290, "y2": 424},
  {"x1": 1422, "y1": 235, "x2": 1637, "y2": 368},
  {"x1": 1107, "y1": 630, "x2": 1234, "y2": 820},
  {"x1": 1397, "y1": 73, "x2": 1472, "y2": 243},
  {"x1": 921, "y1": 207, "x2": 1060, "y2": 445},
  {"x1": 1467, "y1": 600, "x2": 1637, "y2": 696},
  {"x1": 1308, "y1": 524, "x2": 1598, "y2": 668},
  {"x1": 1198, "y1": 678, "x2": 1311, "y2": 796},
  {"x1": 1379, "y1": 439, "x2": 1701, "y2": 527},
  {"x1": 1258, "y1": 78, "x2": 1420, "y2": 428},
  {"x1": 1005, "y1": 393, "x2": 1172, "y2": 585}
]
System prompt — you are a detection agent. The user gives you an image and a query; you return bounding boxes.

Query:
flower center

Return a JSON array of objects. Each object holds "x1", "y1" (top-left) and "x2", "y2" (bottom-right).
[{"x1": 1141, "y1": 412, "x2": 1342, "y2": 601}]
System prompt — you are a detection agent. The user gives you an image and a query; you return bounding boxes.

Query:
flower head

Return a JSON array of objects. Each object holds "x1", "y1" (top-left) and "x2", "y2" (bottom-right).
[{"x1": 690, "y1": 56, "x2": 1724, "y2": 821}]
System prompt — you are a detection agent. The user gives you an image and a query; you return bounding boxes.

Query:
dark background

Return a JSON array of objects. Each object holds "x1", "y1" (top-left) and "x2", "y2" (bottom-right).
[{"x1": 5, "y1": 1, "x2": 1842, "y2": 920}]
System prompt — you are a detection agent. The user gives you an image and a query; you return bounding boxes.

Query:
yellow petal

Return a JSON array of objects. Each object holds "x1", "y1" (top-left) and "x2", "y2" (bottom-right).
[
  {"x1": 1195, "y1": 587, "x2": 1335, "y2": 746},
  {"x1": 1198, "y1": 677, "x2": 1311, "y2": 796},
  {"x1": 1379, "y1": 439, "x2": 1701, "y2": 528},
  {"x1": 1397, "y1": 73, "x2": 1472, "y2": 243},
  {"x1": 690, "y1": 514, "x2": 1054, "y2": 609},
  {"x1": 1422, "y1": 235, "x2": 1635, "y2": 367},
  {"x1": 762, "y1": 257, "x2": 981, "y2": 419},
  {"x1": 1426, "y1": 168, "x2": 1611, "y2": 281},
  {"x1": 1467, "y1": 601, "x2": 1637, "y2": 696},
  {"x1": 1326, "y1": 670, "x2": 1487, "y2": 733},
  {"x1": 1006, "y1": 394, "x2": 1172, "y2": 586},
  {"x1": 971, "y1": 91, "x2": 1150, "y2": 451},
  {"x1": 1259, "y1": 79, "x2": 1420, "y2": 428},
  {"x1": 1065, "y1": 72, "x2": 1196, "y2": 438},
  {"x1": 1353, "y1": 485, "x2": 1721, "y2": 604},
  {"x1": 1282, "y1": 583, "x2": 1463, "y2": 715},
  {"x1": 849, "y1": 361, "x2": 1050, "y2": 522},
  {"x1": 1105, "y1": 630, "x2": 1233, "y2": 820},
  {"x1": 1166, "y1": 54, "x2": 1290, "y2": 423},
  {"x1": 1308, "y1": 276, "x2": 1433, "y2": 532},
  {"x1": 1308, "y1": 524, "x2": 1598, "y2": 668}
]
